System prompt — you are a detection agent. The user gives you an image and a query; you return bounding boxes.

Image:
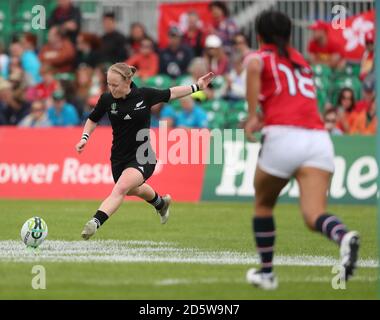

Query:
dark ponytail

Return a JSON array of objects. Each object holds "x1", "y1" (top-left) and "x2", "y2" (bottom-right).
[
  {"x1": 255, "y1": 10, "x2": 292, "y2": 59},
  {"x1": 273, "y1": 36, "x2": 289, "y2": 59}
]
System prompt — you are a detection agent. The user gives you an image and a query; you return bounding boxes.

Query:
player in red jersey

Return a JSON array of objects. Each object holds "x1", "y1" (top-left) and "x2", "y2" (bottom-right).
[{"x1": 244, "y1": 10, "x2": 360, "y2": 290}]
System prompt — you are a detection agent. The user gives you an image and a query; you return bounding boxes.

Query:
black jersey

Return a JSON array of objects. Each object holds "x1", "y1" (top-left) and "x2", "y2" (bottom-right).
[{"x1": 88, "y1": 82, "x2": 170, "y2": 163}]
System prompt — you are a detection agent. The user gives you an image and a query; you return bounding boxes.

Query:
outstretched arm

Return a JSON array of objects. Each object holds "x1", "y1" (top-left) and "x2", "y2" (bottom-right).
[
  {"x1": 169, "y1": 72, "x2": 215, "y2": 100},
  {"x1": 75, "y1": 118, "x2": 98, "y2": 154}
]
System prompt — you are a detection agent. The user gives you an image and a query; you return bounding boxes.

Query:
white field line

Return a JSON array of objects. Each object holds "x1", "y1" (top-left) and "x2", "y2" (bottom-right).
[
  {"x1": 153, "y1": 275, "x2": 379, "y2": 286},
  {"x1": 0, "y1": 240, "x2": 378, "y2": 268},
  {"x1": 65, "y1": 275, "x2": 380, "y2": 288}
]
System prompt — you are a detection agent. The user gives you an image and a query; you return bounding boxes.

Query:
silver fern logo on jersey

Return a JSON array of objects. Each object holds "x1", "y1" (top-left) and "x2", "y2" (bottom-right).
[{"x1": 134, "y1": 100, "x2": 146, "y2": 110}]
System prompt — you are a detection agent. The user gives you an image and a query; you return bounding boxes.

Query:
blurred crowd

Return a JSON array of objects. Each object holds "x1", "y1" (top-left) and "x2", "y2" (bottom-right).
[
  {"x1": 0, "y1": 0, "x2": 376, "y2": 135},
  {"x1": 308, "y1": 20, "x2": 376, "y2": 135}
]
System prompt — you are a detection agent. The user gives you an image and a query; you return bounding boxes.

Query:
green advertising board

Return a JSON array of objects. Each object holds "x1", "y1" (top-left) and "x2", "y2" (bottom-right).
[{"x1": 202, "y1": 132, "x2": 377, "y2": 205}]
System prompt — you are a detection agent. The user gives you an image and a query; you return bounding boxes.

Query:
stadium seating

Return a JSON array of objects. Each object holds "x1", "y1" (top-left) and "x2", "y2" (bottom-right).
[
  {"x1": 144, "y1": 74, "x2": 173, "y2": 89},
  {"x1": 55, "y1": 73, "x2": 76, "y2": 82},
  {"x1": 224, "y1": 100, "x2": 247, "y2": 128},
  {"x1": 169, "y1": 98, "x2": 181, "y2": 111},
  {"x1": 206, "y1": 111, "x2": 225, "y2": 129},
  {"x1": 132, "y1": 76, "x2": 144, "y2": 88},
  {"x1": 201, "y1": 99, "x2": 229, "y2": 113},
  {"x1": 312, "y1": 64, "x2": 332, "y2": 79},
  {"x1": 312, "y1": 63, "x2": 362, "y2": 109},
  {"x1": 211, "y1": 75, "x2": 226, "y2": 90},
  {"x1": 0, "y1": 0, "x2": 55, "y2": 46},
  {"x1": 174, "y1": 74, "x2": 190, "y2": 86},
  {"x1": 316, "y1": 89, "x2": 329, "y2": 112},
  {"x1": 201, "y1": 99, "x2": 229, "y2": 129},
  {"x1": 333, "y1": 63, "x2": 361, "y2": 79},
  {"x1": 0, "y1": 2, "x2": 11, "y2": 44},
  {"x1": 77, "y1": 1, "x2": 97, "y2": 17}
]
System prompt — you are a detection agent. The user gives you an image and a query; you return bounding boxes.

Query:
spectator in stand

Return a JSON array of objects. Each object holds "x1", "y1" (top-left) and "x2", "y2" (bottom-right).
[
  {"x1": 179, "y1": 57, "x2": 214, "y2": 101},
  {"x1": 232, "y1": 33, "x2": 252, "y2": 60},
  {"x1": 18, "y1": 100, "x2": 51, "y2": 128},
  {"x1": 335, "y1": 87, "x2": 357, "y2": 134},
  {"x1": 39, "y1": 26, "x2": 76, "y2": 73},
  {"x1": 7, "y1": 41, "x2": 30, "y2": 90},
  {"x1": 0, "y1": 41, "x2": 9, "y2": 79},
  {"x1": 88, "y1": 65, "x2": 108, "y2": 99},
  {"x1": 0, "y1": 77, "x2": 30, "y2": 125},
  {"x1": 7, "y1": 43, "x2": 31, "y2": 104},
  {"x1": 8, "y1": 42, "x2": 24, "y2": 79},
  {"x1": 224, "y1": 51, "x2": 246, "y2": 100},
  {"x1": 72, "y1": 66, "x2": 93, "y2": 120},
  {"x1": 48, "y1": 0, "x2": 81, "y2": 44},
  {"x1": 59, "y1": 78, "x2": 85, "y2": 119},
  {"x1": 207, "y1": 1, "x2": 238, "y2": 55},
  {"x1": 324, "y1": 109, "x2": 343, "y2": 135},
  {"x1": 8, "y1": 68, "x2": 29, "y2": 105},
  {"x1": 308, "y1": 20, "x2": 345, "y2": 69},
  {"x1": 183, "y1": 11, "x2": 206, "y2": 57},
  {"x1": 150, "y1": 102, "x2": 176, "y2": 128},
  {"x1": 204, "y1": 34, "x2": 229, "y2": 76},
  {"x1": 47, "y1": 90, "x2": 80, "y2": 126},
  {"x1": 159, "y1": 26, "x2": 194, "y2": 78},
  {"x1": 19, "y1": 32, "x2": 41, "y2": 85},
  {"x1": 75, "y1": 65, "x2": 94, "y2": 103},
  {"x1": 26, "y1": 64, "x2": 59, "y2": 102},
  {"x1": 351, "y1": 97, "x2": 376, "y2": 135},
  {"x1": 126, "y1": 38, "x2": 159, "y2": 80},
  {"x1": 99, "y1": 12, "x2": 128, "y2": 65},
  {"x1": 176, "y1": 96, "x2": 208, "y2": 128},
  {"x1": 356, "y1": 74, "x2": 375, "y2": 112},
  {"x1": 76, "y1": 32, "x2": 101, "y2": 68},
  {"x1": 127, "y1": 22, "x2": 154, "y2": 56},
  {"x1": 360, "y1": 30, "x2": 375, "y2": 81}
]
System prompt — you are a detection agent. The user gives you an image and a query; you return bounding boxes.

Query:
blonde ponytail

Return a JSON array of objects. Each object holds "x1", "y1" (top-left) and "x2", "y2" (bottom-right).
[{"x1": 108, "y1": 63, "x2": 136, "y2": 80}]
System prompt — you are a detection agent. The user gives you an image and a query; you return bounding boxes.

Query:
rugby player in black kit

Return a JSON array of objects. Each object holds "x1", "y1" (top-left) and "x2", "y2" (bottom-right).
[{"x1": 75, "y1": 62, "x2": 214, "y2": 240}]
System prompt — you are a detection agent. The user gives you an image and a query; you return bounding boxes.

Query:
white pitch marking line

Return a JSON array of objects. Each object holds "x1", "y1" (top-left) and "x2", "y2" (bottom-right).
[
  {"x1": 154, "y1": 275, "x2": 379, "y2": 286},
  {"x1": 0, "y1": 240, "x2": 378, "y2": 268}
]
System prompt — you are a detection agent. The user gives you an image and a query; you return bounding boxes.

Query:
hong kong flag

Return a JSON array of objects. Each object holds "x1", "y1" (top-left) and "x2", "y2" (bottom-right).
[
  {"x1": 327, "y1": 9, "x2": 375, "y2": 61},
  {"x1": 158, "y1": 1, "x2": 213, "y2": 48}
]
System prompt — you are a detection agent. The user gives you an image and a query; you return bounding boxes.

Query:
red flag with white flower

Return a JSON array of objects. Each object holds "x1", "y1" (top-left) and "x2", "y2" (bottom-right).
[
  {"x1": 327, "y1": 9, "x2": 375, "y2": 62},
  {"x1": 158, "y1": 1, "x2": 212, "y2": 48}
]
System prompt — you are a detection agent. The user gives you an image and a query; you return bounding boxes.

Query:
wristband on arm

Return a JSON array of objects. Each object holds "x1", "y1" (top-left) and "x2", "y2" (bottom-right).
[
  {"x1": 191, "y1": 83, "x2": 200, "y2": 93},
  {"x1": 81, "y1": 133, "x2": 90, "y2": 141}
]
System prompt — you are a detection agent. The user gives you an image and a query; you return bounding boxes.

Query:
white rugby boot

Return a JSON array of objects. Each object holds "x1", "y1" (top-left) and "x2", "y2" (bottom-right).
[
  {"x1": 157, "y1": 194, "x2": 171, "y2": 224},
  {"x1": 246, "y1": 268, "x2": 278, "y2": 290},
  {"x1": 81, "y1": 219, "x2": 98, "y2": 240},
  {"x1": 340, "y1": 231, "x2": 360, "y2": 280}
]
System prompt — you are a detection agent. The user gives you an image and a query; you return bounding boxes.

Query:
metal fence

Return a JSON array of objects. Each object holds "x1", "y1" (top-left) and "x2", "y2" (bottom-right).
[
  {"x1": 0, "y1": 0, "x2": 374, "y2": 55},
  {"x1": 74, "y1": 0, "x2": 374, "y2": 55},
  {"x1": 74, "y1": 0, "x2": 160, "y2": 41},
  {"x1": 231, "y1": 0, "x2": 375, "y2": 54}
]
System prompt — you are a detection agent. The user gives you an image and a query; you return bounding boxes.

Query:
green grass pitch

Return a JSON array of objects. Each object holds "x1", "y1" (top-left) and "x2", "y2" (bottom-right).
[{"x1": 0, "y1": 199, "x2": 378, "y2": 299}]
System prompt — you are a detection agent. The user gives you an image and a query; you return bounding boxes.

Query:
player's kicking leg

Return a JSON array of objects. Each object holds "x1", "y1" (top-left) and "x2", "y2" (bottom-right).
[
  {"x1": 81, "y1": 168, "x2": 144, "y2": 240},
  {"x1": 127, "y1": 183, "x2": 171, "y2": 225}
]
